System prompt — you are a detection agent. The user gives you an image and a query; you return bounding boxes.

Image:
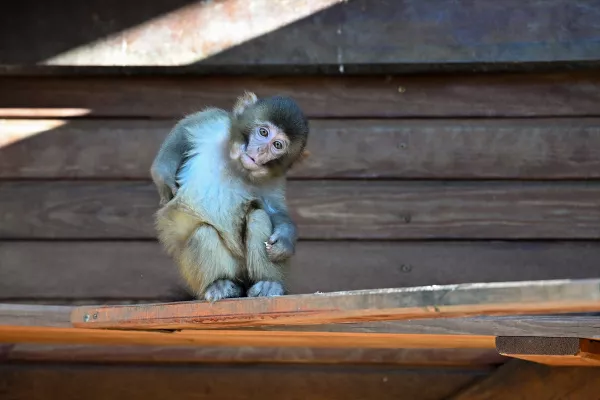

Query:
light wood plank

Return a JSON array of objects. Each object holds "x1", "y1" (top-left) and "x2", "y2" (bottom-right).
[
  {"x1": 70, "y1": 279, "x2": 600, "y2": 330},
  {"x1": 3, "y1": 118, "x2": 600, "y2": 179},
  {"x1": 0, "y1": 325, "x2": 496, "y2": 349}
]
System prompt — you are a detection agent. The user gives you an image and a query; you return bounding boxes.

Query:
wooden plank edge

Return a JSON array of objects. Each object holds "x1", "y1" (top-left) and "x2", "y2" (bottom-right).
[
  {"x1": 70, "y1": 279, "x2": 600, "y2": 330},
  {"x1": 496, "y1": 336, "x2": 600, "y2": 367},
  {"x1": 0, "y1": 325, "x2": 496, "y2": 349}
]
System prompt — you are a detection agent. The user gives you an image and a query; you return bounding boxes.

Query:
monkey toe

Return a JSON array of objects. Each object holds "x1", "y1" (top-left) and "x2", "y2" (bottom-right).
[
  {"x1": 203, "y1": 279, "x2": 243, "y2": 302},
  {"x1": 247, "y1": 281, "x2": 285, "y2": 298}
]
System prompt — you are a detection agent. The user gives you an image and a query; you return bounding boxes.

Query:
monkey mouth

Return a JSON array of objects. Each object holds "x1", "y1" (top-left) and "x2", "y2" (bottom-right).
[{"x1": 240, "y1": 153, "x2": 261, "y2": 170}]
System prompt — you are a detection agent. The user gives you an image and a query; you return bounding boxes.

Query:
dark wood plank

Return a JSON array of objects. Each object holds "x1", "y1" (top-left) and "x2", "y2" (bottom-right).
[
  {"x1": 0, "y1": 363, "x2": 487, "y2": 400},
  {"x1": 496, "y1": 337, "x2": 600, "y2": 366},
  {"x1": 3, "y1": 118, "x2": 600, "y2": 179},
  {"x1": 1, "y1": 0, "x2": 599, "y2": 69},
  {"x1": 450, "y1": 359, "x2": 600, "y2": 400},
  {"x1": 1, "y1": 344, "x2": 507, "y2": 367},
  {"x1": 2, "y1": 72, "x2": 600, "y2": 118},
  {"x1": 2, "y1": 181, "x2": 600, "y2": 240},
  {"x1": 71, "y1": 279, "x2": 600, "y2": 330},
  {"x1": 0, "y1": 304, "x2": 72, "y2": 327},
  {"x1": 3, "y1": 241, "x2": 600, "y2": 301}
]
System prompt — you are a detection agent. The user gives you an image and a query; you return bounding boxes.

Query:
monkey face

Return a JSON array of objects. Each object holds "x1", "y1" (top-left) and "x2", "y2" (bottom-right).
[{"x1": 240, "y1": 121, "x2": 290, "y2": 173}]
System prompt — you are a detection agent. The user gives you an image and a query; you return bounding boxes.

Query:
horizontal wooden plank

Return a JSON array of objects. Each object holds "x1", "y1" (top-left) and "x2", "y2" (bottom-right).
[
  {"x1": 2, "y1": 72, "x2": 600, "y2": 118},
  {"x1": 1, "y1": 181, "x2": 600, "y2": 240},
  {"x1": 1, "y1": 344, "x2": 507, "y2": 367},
  {"x1": 71, "y1": 279, "x2": 600, "y2": 330},
  {"x1": 2, "y1": 0, "x2": 599, "y2": 69},
  {"x1": 3, "y1": 303, "x2": 600, "y2": 339},
  {"x1": 450, "y1": 359, "x2": 600, "y2": 400},
  {"x1": 0, "y1": 363, "x2": 487, "y2": 400},
  {"x1": 3, "y1": 241, "x2": 600, "y2": 300},
  {"x1": 3, "y1": 118, "x2": 600, "y2": 179},
  {"x1": 0, "y1": 326, "x2": 497, "y2": 350}
]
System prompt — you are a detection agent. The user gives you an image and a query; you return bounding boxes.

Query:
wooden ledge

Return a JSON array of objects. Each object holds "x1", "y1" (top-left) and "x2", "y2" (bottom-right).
[{"x1": 71, "y1": 279, "x2": 600, "y2": 331}]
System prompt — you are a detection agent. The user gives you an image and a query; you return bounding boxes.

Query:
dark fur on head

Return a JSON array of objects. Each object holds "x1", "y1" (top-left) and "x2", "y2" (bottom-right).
[{"x1": 235, "y1": 95, "x2": 309, "y2": 171}]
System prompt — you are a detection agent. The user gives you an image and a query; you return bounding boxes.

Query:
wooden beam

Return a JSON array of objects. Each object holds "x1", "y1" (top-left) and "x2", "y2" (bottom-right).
[
  {"x1": 2, "y1": 72, "x2": 600, "y2": 118},
  {"x1": 496, "y1": 337, "x2": 600, "y2": 367},
  {"x1": 3, "y1": 118, "x2": 600, "y2": 180},
  {"x1": 2, "y1": 304, "x2": 600, "y2": 339},
  {"x1": 69, "y1": 279, "x2": 600, "y2": 330},
  {"x1": 3, "y1": 181, "x2": 600, "y2": 240},
  {"x1": 450, "y1": 359, "x2": 600, "y2": 399},
  {"x1": 0, "y1": 362, "x2": 489, "y2": 400},
  {"x1": 0, "y1": 326, "x2": 496, "y2": 349}
]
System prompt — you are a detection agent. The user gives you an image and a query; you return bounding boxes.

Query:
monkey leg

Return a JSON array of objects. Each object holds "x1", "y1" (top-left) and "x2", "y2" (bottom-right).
[
  {"x1": 245, "y1": 209, "x2": 287, "y2": 297},
  {"x1": 180, "y1": 224, "x2": 243, "y2": 302}
]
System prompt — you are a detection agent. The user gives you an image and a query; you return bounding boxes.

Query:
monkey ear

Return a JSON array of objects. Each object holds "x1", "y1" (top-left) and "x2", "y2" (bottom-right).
[
  {"x1": 297, "y1": 149, "x2": 311, "y2": 163},
  {"x1": 233, "y1": 91, "x2": 258, "y2": 117}
]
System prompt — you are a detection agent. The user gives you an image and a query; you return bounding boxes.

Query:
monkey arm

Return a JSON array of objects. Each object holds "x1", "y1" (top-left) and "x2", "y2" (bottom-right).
[
  {"x1": 260, "y1": 193, "x2": 298, "y2": 262},
  {"x1": 150, "y1": 123, "x2": 190, "y2": 205}
]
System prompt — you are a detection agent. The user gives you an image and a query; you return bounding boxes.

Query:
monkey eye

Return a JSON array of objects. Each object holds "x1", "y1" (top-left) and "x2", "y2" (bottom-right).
[
  {"x1": 273, "y1": 140, "x2": 283, "y2": 150},
  {"x1": 258, "y1": 127, "x2": 269, "y2": 137}
]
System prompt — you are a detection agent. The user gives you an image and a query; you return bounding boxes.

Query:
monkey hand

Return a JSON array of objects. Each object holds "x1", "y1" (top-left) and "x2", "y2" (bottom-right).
[
  {"x1": 265, "y1": 232, "x2": 295, "y2": 262},
  {"x1": 156, "y1": 178, "x2": 178, "y2": 206}
]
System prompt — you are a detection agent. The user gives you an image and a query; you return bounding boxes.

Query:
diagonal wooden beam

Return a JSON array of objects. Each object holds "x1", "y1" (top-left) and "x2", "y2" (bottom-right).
[{"x1": 71, "y1": 279, "x2": 600, "y2": 330}]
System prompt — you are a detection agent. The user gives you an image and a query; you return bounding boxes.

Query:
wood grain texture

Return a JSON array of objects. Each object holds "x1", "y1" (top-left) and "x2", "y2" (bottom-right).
[
  {"x1": 0, "y1": 326, "x2": 497, "y2": 349},
  {"x1": 2, "y1": 304, "x2": 600, "y2": 339},
  {"x1": 450, "y1": 359, "x2": 600, "y2": 400},
  {"x1": 496, "y1": 337, "x2": 600, "y2": 366},
  {"x1": 0, "y1": 363, "x2": 487, "y2": 400},
  {"x1": 1, "y1": 344, "x2": 507, "y2": 367},
  {"x1": 3, "y1": 118, "x2": 600, "y2": 179},
  {"x1": 2, "y1": 72, "x2": 600, "y2": 118},
  {"x1": 2, "y1": 181, "x2": 600, "y2": 240},
  {"x1": 70, "y1": 279, "x2": 600, "y2": 330},
  {"x1": 3, "y1": 241, "x2": 600, "y2": 300},
  {"x1": 1, "y1": 0, "x2": 599, "y2": 68}
]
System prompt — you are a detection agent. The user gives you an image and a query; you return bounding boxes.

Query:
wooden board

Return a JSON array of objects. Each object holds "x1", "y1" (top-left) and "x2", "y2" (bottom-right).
[
  {"x1": 1, "y1": 344, "x2": 507, "y2": 367},
  {"x1": 2, "y1": 304, "x2": 600, "y2": 340},
  {"x1": 3, "y1": 118, "x2": 600, "y2": 179},
  {"x1": 496, "y1": 337, "x2": 600, "y2": 366},
  {"x1": 450, "y1": 359, "x2": 600, "y2": 400},
  {"x1": 70, "y1": 279, "x2": 600, "y2": 330},
  {"x1": 2, "y1": 181, "x2": 600, "y2": 240},
  {"x1": 3, "y1": 241, "x2": 600, "y2": 301},
  {"x1": 0, "y1": 325, "x2": 496, "y2": 349},
  {"x1": 0, "y1": 363, "x2": 488, "y2": 400},
  {"x1": 1, "y1": 0, "x2": 599, "y2": 70},
  {"x1": 2, "y1": 72, "x2": 600, "y2": 118}
]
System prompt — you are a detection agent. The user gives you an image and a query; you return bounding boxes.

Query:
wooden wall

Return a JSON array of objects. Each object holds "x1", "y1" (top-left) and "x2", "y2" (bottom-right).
[
  {"x1": 1, "y1": 0, "x2": 600, "y2": 305},
  {"x1": 2, "y1": 1, "x2": 600, "y2": 399}
]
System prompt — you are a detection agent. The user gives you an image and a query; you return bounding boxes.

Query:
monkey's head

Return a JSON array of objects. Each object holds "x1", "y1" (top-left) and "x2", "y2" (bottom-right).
[{"x1": 231, "y1": 92, "x2": 310, "y2": 181}]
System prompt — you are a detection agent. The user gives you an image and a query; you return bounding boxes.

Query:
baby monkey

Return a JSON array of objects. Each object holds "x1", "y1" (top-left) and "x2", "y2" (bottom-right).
[{"x1": 150, "y1": 92, "x2": 309, "y2": 301}]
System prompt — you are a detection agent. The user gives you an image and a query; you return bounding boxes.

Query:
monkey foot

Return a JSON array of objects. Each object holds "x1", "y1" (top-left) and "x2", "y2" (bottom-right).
[
  {"x1": 203, "y1": 279, "x2": 243, "y2": 302},
  {"x1": 247, "y1": 281, "x2": 285, "y2": 297}
]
